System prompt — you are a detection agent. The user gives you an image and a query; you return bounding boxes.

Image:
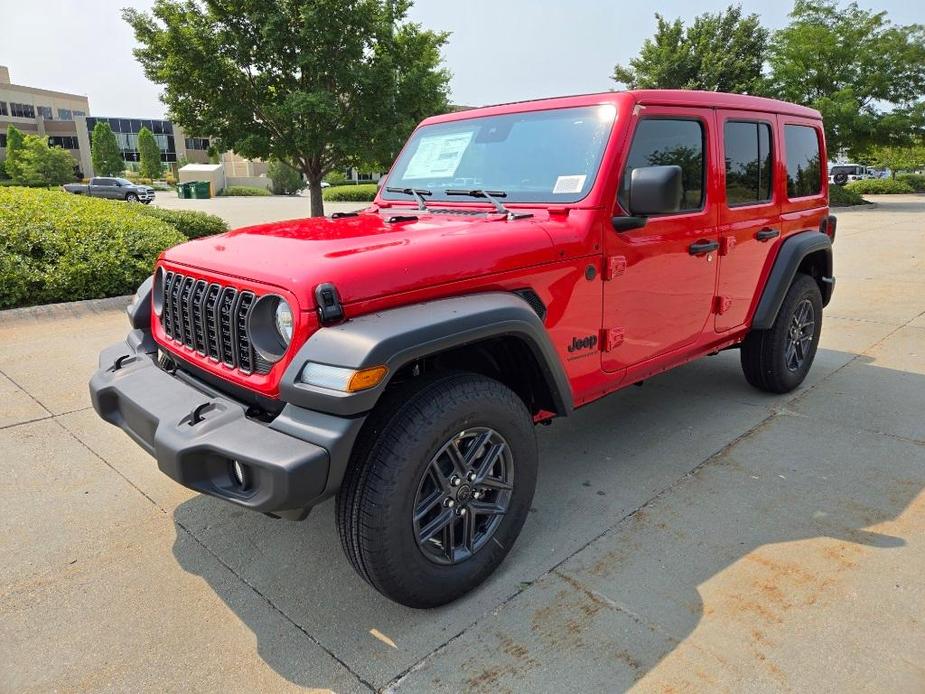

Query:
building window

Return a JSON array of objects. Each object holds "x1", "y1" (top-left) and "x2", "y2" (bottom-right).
[
  {"x1": 784, "y1": 125, "x2": 822, "y2": 198},
  {"x1": 36, "y1": 106, "x2": 53, "y2": 120},
  {"x1": 621, "y1": 118, "x2": 706, "y2": 212},
  {"x1": 0, "y1": 133, "x2": 7, "y2": 148},
  {"x1": 184, "y1": 137, "x2": 210, "y2": 150},
  {"x1": 10, "y1": 103, "x2": 36, "y2": 119},
  {"x1": 48, "y1": 136, "x2": 79, "y2": 149},
  {"x1": 0, "y1": 102, "x2": 7, "y2": 117},
  {"x1": 723, "y1": 121, "x2": 773, "y2": 206},
  {"x1": 58, "y1": 108, "x2": 73, "y2": 120},
  {"x1": 72, "y1": 110, "x2": 86, "y2": 117}
]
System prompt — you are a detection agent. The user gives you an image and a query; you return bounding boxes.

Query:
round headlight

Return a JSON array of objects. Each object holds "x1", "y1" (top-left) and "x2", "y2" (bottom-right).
[
  {"x1": 275, "y1": 300, "x2": 293, "y2": 344},
  {"x1": 247, "y1": 295, "x2": 293, "y2": 364}
]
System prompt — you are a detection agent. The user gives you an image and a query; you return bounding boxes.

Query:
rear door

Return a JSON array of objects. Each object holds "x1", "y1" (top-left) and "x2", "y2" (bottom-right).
[
  {"x1": 602, "y1": 107, "x2": 719, "y2": 372},
  {"x1": 714, "y1": 112, "x2": 781, "y2": 332}
]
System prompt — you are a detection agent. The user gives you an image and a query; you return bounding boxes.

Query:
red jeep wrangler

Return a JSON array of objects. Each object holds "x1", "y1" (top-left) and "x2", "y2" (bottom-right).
[{"x1": 91, "y1": 90, "x2": 835, "y2": 607}]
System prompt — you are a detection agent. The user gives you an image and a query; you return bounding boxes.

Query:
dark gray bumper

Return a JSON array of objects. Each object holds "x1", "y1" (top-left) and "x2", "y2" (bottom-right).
[{"x1": 89, "y1": 338, "x2": 362, "y2": 516}]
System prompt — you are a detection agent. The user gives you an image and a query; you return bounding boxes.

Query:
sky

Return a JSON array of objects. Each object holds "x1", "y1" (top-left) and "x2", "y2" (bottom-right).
[{"x1": 1, "y1": 0, "x2": 923, "y2": 119}]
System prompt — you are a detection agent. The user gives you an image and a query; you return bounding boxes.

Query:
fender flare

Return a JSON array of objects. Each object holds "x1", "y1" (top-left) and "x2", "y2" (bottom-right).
[
  {"x1": 279, "y1": 292, "x2": 573, "y2": 417},
  {"x1": 751, "y1": 230, "x2": 833, "y2": 331}
]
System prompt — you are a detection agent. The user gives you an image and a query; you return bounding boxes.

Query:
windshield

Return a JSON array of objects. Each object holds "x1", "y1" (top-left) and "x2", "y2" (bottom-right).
[{"x1": 382, "y1": 105, "x2": 617, "y2": 204}]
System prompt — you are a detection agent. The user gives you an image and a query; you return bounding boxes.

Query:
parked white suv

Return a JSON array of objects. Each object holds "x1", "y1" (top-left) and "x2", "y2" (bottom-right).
[{"x1": 828, "y1": 164, "x2": 873, "y2": 186}]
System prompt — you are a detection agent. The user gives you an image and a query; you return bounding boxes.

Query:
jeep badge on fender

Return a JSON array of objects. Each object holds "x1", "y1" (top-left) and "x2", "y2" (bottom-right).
[{"x1": 90, "y1": 90, "x2": 835, "y2": 608}]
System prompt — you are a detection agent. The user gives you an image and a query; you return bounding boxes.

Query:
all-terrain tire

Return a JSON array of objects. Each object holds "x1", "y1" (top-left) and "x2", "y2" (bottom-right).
[
  {"x1": 335, "y1": 372, "x2": 537, "y2": 608},
  {"x1": 741, "y1": 273, "x2": 823, "y2": 393}
]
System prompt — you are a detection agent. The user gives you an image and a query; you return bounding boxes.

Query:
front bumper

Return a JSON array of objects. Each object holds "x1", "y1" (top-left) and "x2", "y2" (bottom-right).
[{"x1": 90, "y1": 338, "x2": 358, "y2": 516}]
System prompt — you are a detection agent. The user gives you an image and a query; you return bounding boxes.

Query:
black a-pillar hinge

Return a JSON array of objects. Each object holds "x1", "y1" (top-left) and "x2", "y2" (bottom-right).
[{"x1": 314, "y1": 282, "x2": 344, "y2": 324}]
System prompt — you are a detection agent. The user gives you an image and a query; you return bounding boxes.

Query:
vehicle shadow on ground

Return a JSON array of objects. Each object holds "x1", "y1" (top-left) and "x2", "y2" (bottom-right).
[{"x1": 170, "y1": 348, "x2": 924, "y2": 689}]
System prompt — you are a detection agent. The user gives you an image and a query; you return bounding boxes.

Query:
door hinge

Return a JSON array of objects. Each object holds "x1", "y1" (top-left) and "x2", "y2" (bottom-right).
[
  {"x1": 604, "y1": 256, "x2": 626, "y2": 281},
  {"x1": 600, "y1": 327, "x2": 624, "y2": 351},
  {"x1": 719, "y1": 236, "x2": 736, "y2": 256},
  {"x1": 714, "y1": 296, "x2": 733, "y2": 315}
]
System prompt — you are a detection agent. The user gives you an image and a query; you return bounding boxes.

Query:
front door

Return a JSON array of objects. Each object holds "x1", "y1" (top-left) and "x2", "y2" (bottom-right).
[{"x1": 602, "y1": 108, "x2": 719, "y2": 373}]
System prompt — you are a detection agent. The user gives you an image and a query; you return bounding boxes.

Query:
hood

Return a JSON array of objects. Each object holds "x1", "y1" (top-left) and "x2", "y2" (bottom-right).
[{"x1": 162, "y1": 211, "x2": 559, "y2": 310}]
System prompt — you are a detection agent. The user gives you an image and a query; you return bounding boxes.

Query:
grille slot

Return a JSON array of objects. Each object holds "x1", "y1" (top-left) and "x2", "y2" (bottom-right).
[{"x1": 160, "y1": 271, "x2": 268, "y2": 374}]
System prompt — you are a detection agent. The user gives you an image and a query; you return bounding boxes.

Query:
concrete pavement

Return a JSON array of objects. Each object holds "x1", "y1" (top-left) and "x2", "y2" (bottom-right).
[
  {"x1": 151, "y1": 192, "x2": 367, "y2": 228},
  {"x1": 1, "y1": 195, "x2": 923, "y2": 692}
]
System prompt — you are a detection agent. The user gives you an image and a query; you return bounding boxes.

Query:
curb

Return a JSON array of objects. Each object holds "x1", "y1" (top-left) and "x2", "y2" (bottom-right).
[
  {"x1": 831, "y1": 201, "x2": 877, "y2": 212},
  {"x1": 0, "y1": 295, "x2": 132, "y2": 325}
]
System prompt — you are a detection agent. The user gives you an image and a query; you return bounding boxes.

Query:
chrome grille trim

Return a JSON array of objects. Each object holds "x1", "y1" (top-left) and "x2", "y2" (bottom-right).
[{"x1": 159, "y1": 271, "x2": 268, "y2": 374}]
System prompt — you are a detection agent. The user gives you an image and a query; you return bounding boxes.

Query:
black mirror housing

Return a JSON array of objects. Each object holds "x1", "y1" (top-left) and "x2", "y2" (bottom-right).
[{"x1": 629, "y1": 165, "x2": 683, "y2": 216}]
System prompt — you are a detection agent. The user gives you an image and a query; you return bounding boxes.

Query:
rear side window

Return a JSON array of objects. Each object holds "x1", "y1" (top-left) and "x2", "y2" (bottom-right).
[
  {"x1": 784, "y1": 125, "x2": 822, "y2": 198},
  {"x1": 724, "y1": 121, "x2": 773, "y2": 205},
  {"x1": 620, "y1": 119, "x2": 705, "y2": 213}
]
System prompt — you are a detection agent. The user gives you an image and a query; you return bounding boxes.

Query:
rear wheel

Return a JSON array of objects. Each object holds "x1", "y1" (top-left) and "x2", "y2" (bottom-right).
[
  {"x1": 741, "y1": 273, "x2": 822, "y2": 393},
  {"x1": 336, "y1": 372, "x2": 537, "y2": 608}
]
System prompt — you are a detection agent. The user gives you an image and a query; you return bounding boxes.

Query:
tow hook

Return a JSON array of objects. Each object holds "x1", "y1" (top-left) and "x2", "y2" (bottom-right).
[{"x1": 109, "y1": 354, "x2": 137, "y2": 372}]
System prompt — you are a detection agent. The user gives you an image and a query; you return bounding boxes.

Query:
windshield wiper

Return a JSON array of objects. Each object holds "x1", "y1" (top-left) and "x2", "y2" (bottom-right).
[
  {"x1": 445, "y1": 189, "x2": 532, "y2": 220},
  {"x1": 386, "y1": 187, "x2": 431, "y2": 212}
]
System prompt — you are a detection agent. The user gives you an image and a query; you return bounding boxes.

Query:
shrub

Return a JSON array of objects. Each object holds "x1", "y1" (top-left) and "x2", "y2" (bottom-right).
[
  {"x1": 134, "y1": 205, "x2": 228, "y2": 239},
  {"x1": 844, "y1": 178, "x2": 915, "y2": 194},
  {"x1": 268, "y1": 158, "x2": 306, "y2": 195},
  {"x1": 220, "y1": 185, "x2": 271, "y2": 196},
  {"x1": 828, "y1": 184, "x2": 868, "y2": 207},
  {"x1": 896, "y1": 173, "x2": 925, "y2": 192},
  {"x1": 323, "y1": 170, "x2": 348, "y2": 186},
  {"x1": 322, "y1": 183, "x2": 379, "y2": 202},
  {"x1": 0, "y1": 187, "x2": 185, "y2": 309}
]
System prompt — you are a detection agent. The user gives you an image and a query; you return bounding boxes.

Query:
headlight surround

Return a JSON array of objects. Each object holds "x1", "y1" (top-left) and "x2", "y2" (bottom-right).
[{"x1": 247, "y1": 294, "x2": 294, "y2": 364}]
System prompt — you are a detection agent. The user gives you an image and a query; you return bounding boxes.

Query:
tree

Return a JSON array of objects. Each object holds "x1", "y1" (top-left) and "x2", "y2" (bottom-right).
[
  {"x1": 769, "y1": 0, "x2": 925, "y2": 158},
  {"x1": 91, "y1": 121, "x2": 125, "y2": 176},
  {"x1": 13, "y1": 136, "x2": 77, "y2": 187},
  {"x1": 3, "y1": 125, "x2": 25, "y2": 180},
  {"x1": 268, "y1": 158, "x2": 306, "y2": 195},
  {"x1": 124, "y1": 0, "x2": 450, "y2": 217},
  {"x1": 613, "y1": 5, "x2": 769, "y2": 94},
  {"x1": 137, "y1": 126, "x2": 164, "y2": 179},
  {"x1": 866, "y1": 144, "x2": 925, "y2": 177}
]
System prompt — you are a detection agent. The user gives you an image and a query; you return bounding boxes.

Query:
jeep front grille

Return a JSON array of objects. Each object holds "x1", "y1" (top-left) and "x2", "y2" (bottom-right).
[{"x1": 160, "y1": 271, "x2": 269, "y2": 375}]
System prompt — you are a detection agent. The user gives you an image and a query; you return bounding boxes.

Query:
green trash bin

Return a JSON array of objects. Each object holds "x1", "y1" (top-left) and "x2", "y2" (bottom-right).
[
  {"x1": 176, "y1": 181, "x2": 194, "y2": 199},
  {"x1": 193, "y1": 181, "x2": 211, "y2": 199}
]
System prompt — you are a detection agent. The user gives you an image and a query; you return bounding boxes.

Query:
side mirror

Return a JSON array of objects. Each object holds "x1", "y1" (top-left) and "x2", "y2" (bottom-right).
[{"x1": 628, "y1": 165, "x2": 683, "y2": 216}]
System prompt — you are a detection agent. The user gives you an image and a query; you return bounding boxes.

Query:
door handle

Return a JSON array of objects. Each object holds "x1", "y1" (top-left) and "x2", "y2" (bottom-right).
[
  {"x1": 755, "y1": 228, "x2": 780, "y2": 241},
  {"x1": 689, "y1": 240, "x2": 719, "y2": 255}
]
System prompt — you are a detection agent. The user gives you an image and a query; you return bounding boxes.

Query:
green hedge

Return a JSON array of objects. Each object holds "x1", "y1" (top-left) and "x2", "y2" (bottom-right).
[
  {"x1": 134, "y1": 205, "x2": 228, "y2": 239},
  {"x1": 844, "y1": 178, "x2": 915, "y2": 194},
  {"x1": 896, "y1": 173, "x2": 925, "y2": 193},
  {"x1": 220, "y1": 185, "x2": 271, "y2": 196},
  {"x1": 322, "y1": 183, "x2": 378, "y2": 202},
  {"x1": 828, "y1": 184, "x2": 868, "y2": 207},
  {"x1": 0, "y1": 187, "x2": 185, "y2": 309}
]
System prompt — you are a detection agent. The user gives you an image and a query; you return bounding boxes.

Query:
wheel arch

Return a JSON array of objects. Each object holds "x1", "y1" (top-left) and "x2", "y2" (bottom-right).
[
  {"x1": 751, "y1": 230, "x2": 833, "y2": 331},
  {"x1": 279, "y1": 292, "x2": 573, "y2": 418}
]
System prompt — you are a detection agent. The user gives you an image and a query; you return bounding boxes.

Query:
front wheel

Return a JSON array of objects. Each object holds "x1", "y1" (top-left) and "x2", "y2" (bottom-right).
[
  {"x1": 741, "y1": 273, "x2": 823, "y2": 393},
  {"x1": 125, "y1": 193, "x2": 139, "y2": 203},
  {"x1": 336, "y1": 372, "x2": 537, "y2": 608}
]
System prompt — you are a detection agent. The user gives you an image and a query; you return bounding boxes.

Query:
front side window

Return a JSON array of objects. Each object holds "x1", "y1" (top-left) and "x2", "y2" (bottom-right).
[
  {"x1": 620, "y1": 118, "x2": 705, "y2": 213},
  {"x1": 724, "y1": 121, "x2": 773, "y2": 206},
  {"x1": 784, "y1": 125, "x2": 822, "y2": 198},
  {"x1": 383, "y1": 105, "x2": 617, "y2": 204}
]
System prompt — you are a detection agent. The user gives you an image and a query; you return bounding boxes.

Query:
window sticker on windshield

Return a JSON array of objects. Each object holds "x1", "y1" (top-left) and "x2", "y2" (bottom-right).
[
  {"x1": 553, "y1": 175, "x2": 587, "y2": 194},
  {"x1": 403, "y1": 132, "x2": 474, "y2": 179}
]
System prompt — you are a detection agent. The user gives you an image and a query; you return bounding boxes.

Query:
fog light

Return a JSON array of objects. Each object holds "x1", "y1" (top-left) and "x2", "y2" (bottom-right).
[{"x1": 231, "y1": 460, "x2": 248, "y2": 489}]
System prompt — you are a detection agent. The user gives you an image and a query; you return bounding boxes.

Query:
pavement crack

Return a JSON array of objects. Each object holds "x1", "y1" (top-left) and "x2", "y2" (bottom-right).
[{"x1": 0, "y1": 365, "x2": 55, "y2": 417}]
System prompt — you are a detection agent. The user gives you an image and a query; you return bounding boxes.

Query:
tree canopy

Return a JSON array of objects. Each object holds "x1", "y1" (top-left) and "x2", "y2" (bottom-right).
[
  {"x1": 137, "y1": 127, "x2": 165, "y2": 179},
  {"x1": 4, "y1": 127, "x2": 76, "y2": 187},
  {"x1": 3, "y1": 126, "x2": 25, "y2": 180},
  {"x1": 612, "y1": 5, "x2": 769, "y2": 94},
  {"x1": 124, "y1": 0, "x2": 451, "y2": 216},
  {"x1": 91, "y1": 121, "x2": 125, "y2": 176},
  {"x1": 769, "y1": 0, "x2": 925, "y2": 157}
]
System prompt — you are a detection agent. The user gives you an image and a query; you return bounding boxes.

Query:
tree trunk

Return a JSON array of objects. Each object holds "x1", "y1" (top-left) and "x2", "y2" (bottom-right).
[{"x1": 307, "y1": 176, "x2": 325, "y2": 217}]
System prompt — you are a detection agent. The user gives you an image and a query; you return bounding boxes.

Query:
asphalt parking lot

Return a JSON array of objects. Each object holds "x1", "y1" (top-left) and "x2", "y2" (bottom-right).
[
  {"x1": 2, "y1": 195, "x2": 924, "y2": 692},
  {"x1": 152, "y1": 191, "x2": 366, "y2": 227}
]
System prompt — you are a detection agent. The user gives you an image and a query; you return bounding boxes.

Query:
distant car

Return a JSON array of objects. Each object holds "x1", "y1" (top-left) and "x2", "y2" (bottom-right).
[
  {"x1": 828, "y1": 164, "x2": 873, "y2": 186},
  {"x1": 321, "y1": 181, "x2": 331, "y2": 188},
  {"x1": 63, "y1": 177, "x2": 155, "y2": 204}
]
